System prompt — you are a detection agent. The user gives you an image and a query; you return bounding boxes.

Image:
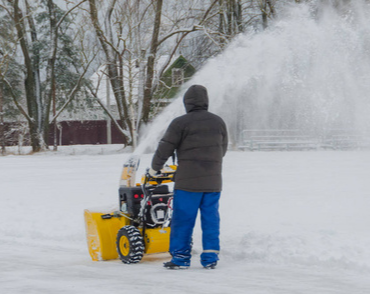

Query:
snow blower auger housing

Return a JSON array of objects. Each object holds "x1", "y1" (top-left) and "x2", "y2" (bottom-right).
[{"x1": 84, "y1": 155, "x2": 176, "y2": 264}]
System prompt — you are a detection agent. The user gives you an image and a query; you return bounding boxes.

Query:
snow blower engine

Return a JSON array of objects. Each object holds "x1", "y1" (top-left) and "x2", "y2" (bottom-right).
[{"x1": 84, "y1": 155, "x2": 176, "y2": 264}]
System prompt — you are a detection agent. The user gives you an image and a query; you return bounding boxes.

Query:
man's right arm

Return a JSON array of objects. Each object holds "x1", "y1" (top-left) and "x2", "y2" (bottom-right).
[{"x1": 151, "y1": 120, "x2": 182, "y2": 171}]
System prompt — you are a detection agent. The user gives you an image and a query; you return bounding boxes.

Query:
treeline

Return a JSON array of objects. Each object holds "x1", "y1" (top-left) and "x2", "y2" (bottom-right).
[{"x1": 0, "y1": 0, "x2": 292, "y2": 152}]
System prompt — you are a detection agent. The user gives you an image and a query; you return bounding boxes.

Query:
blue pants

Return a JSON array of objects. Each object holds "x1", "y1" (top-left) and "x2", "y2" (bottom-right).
[{"x1": 169, "y1": 189, "x2": 221, "y2": 267}]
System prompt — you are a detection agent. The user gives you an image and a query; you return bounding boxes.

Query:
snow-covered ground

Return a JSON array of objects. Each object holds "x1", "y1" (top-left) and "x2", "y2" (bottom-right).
[{"x1": 1, "y1": 145, "x2": 370, "y2": 293}]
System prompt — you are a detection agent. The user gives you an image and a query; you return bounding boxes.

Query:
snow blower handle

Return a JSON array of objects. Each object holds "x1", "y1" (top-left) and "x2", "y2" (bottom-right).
[
  {"x1": 147, "y1": 167, "x2": 162, "y2": 178},
  {"x1": 144, "y1": 165, "x2": 177, "y2": 185},
  {"x1": 145, "y1": 168, "x2": 163, "y2": 184}
]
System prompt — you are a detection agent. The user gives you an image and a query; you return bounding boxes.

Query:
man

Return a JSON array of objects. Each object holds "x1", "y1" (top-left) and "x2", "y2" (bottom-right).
[{"x1": 149, "y1": 84, "x2": 228, "y2": 270}]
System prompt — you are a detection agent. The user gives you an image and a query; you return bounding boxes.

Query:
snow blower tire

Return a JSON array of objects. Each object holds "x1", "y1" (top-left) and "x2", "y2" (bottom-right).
[{"x1": 116, "y1": 225, "x2": 144, "y2": 264}]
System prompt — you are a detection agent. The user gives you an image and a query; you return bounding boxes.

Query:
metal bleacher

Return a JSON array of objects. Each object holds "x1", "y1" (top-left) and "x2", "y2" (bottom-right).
[
  {"x1": 238, "y1": 129, "x2": 318, "y2": 151},
  {"x1": 321, "y1": 130, "x2": 370, "y2": 150},
  {"x1": 238, "y1": 129, "x2": 370, "y2": 151}
]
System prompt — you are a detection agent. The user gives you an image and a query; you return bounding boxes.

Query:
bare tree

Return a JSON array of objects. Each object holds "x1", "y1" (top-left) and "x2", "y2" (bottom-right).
[
  {"x1": 86, "y1": 0, "x2": 219, "y2": 147},
  {"x1": 88, "y1": 0, "x2": 133, "y2": 144},
  {"x1": 1, "y1": 0, "x2": 94, "y2": 152}
]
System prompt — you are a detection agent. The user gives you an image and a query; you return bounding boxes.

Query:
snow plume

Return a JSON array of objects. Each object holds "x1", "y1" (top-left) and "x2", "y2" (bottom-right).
[
  {"x1": 134, "y1": 96, "x2": 186, "y2": 155},
  {"x1": 137, "y1": 0, "x2": 370, "y2": 152}
]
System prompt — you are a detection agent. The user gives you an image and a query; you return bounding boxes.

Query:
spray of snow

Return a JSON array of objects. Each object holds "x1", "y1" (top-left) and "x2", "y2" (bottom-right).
[{"x1": 136, "y1": 1, "x2": 370, "y2": 153}]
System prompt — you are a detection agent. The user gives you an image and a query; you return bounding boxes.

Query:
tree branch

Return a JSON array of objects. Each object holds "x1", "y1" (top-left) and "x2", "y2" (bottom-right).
[
  {"x1": 0, "y1": 4, "x2": 15, "y2": 20},
  {"x1": 86, "y1": 82, "x2": 130, "y2": 140},
  {"x1": 56, "y1": 0, "x2": 88, "y2": 31},
  {"x1": 2, "y1": 78, "x2": 33, "y2": 123},
  {"x1": 157, "y1": 0, "x2": 219, "y2": 47},
  {"x1": 50, "y1": 51, "x2": 97, "y2": 123}
]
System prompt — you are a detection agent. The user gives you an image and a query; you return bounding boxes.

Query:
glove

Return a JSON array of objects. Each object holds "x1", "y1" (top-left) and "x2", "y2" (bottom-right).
[{"x1": 148, "y1": 168, "x2": 158, "y2": 177}]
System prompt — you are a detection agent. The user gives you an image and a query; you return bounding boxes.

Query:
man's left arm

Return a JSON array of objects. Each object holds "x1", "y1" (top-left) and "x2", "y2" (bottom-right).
[{"x1": 222, "y1": 122, "x2": 228, "y2": 156}]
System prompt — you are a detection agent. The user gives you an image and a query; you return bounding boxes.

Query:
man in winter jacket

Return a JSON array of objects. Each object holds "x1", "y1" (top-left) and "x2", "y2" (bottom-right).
[{"x1": 149, "y1": 84, "x2": 228, "y2": 269}]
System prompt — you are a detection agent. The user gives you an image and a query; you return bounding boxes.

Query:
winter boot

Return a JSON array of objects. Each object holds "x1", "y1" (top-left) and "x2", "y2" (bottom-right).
[
  {"x1": 163, "y1": 261, "x2": 189, "y2": 270},
  {"x1": 203, "y1": 262, "x2": 217, "y2": 269}
]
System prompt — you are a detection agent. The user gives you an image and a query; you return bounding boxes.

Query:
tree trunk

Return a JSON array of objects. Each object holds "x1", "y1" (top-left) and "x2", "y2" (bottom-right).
[
  {"x1": 261, "y1": 0, "x2": 276, "y2": 30},
  {"x1": 25, "y1": 0, "x2": 43, "y2": 131},
  {"x1": 0, "y1": 79, "x2": 5, "y2": 155},
  {"x1": 267, "y1": 0, "x2": 276, "y2": 17},
  {"x1": 44, "y1": 0, "x2": 89, "y2": 148},
  {"x1": 142, "y1": 0, "x2": 163, "y2": 123},
  {"x1": 236, "y1": 0, "x2": 243, "y2": 32},
  {"x1": 218, "y1": 0, "x2": 226, "y2": 46},
  {"x1": 13, "y1": 0, "x2": 42, "y2": 152},
  {"x1": 43, "y1": 0, "x2": 58, "y2": 147},
  {"x1": 227, "y1": 0, "x2": 234, "y2": 37},
  {"x1": 261, "y1": 0, "x2": 268, "y2": 29},
  {"x1": 218, "y1": 0, "x2": 242, "y2": 43},
  {"x1": 88, "y1": 0, "x2": 131, "y2": 142}
]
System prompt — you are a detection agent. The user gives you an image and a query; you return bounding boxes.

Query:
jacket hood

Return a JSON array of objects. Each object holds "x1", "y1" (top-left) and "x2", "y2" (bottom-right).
[{"x1": 183, "y1": 85, "x2": 209, "y2": 113}]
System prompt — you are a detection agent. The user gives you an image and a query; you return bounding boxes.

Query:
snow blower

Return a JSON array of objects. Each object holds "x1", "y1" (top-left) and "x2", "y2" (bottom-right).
[{"x1": 84, "y1": 155, "x2": 176, "y2": 263}]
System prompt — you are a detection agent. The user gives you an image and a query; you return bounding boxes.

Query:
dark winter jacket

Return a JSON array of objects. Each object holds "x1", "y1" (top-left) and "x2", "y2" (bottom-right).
[{"x1": 151, "y1": 85, "x2": 228, "y2": 192}]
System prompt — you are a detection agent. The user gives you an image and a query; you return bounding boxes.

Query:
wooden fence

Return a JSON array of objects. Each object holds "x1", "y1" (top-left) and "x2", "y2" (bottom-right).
[{"x1": 1, "y1": 120, "x2": 126, "y2": 146}]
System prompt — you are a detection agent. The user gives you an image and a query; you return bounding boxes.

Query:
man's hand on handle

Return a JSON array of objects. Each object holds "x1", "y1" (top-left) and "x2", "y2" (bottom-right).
[{"x1": 148, "y1": 167, "x2": 159, "y2": 177}]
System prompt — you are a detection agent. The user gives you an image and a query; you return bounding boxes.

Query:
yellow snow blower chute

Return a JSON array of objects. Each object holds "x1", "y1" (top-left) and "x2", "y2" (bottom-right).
[{"x1": 84, "y1": 155, "x2": 176, "y2": 263}]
